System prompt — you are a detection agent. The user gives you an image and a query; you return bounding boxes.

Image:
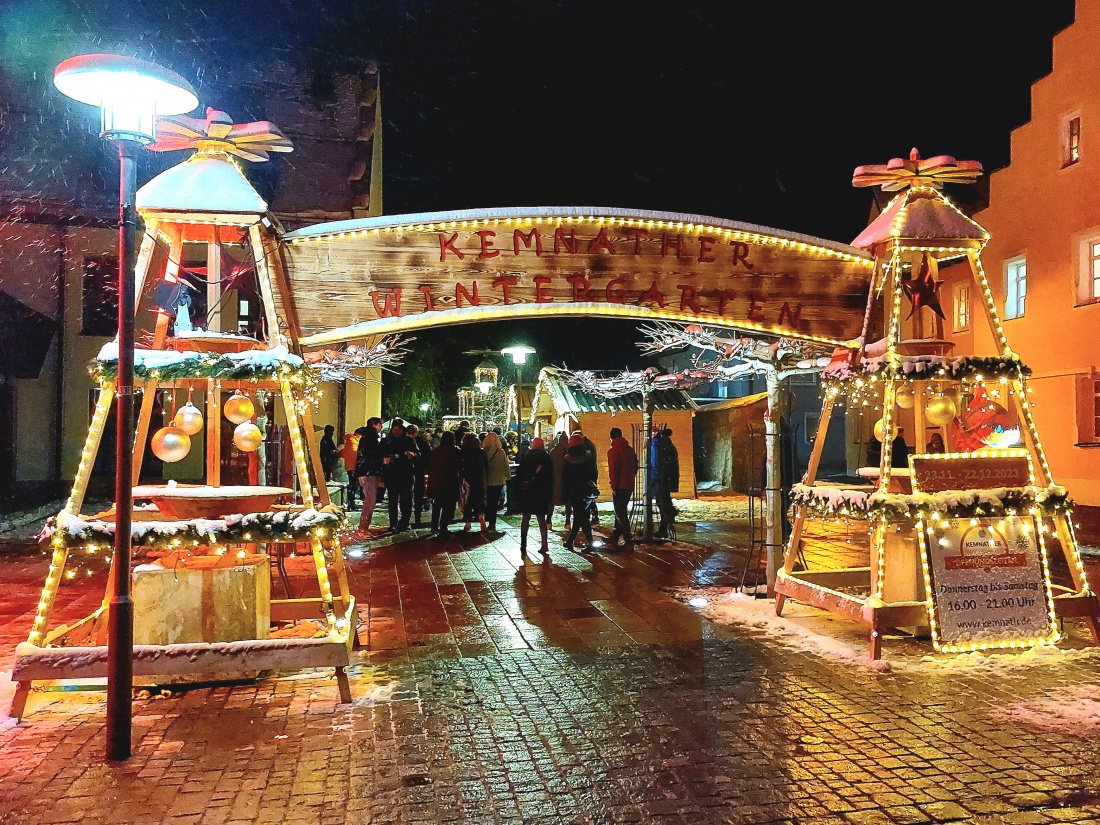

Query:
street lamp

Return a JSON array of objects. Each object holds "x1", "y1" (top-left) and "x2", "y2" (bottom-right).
[
  {"x1": 54, "y1": 53, "x2": 198, "y2": 763},
  {"x1": 419, "y1": 402, "x2": 431, "y2": 413},
  {"x1": 500, "y1": 344, "x2": 536, "y2": 432}
]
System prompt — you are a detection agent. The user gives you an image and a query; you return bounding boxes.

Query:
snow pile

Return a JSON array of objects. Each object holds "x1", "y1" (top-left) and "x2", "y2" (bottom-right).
[
  {"x1": 594, "y1": 497, "x2": 750, "y2": 523},
  {"x1": 0, "y1": 671, "x2": 15, "y2": 731},
  {"x1": 791, "y1": 484, "x2": 871, "y2": 515},
  {"x1": 671, "y1": 588, "x2": 884, "y2": 667},
  {"x1": 673, "y1": 587, "x2": 1100, "y2": 674},
  {"x1": 43, "y1": 506, "x2": 344, "y2": 546},
  {"x1": 823, "y1": 352, "x2": 1026, "y2": 383},
  {"x1": 989, "y1": 684, "x2": 1100, "y2": 735},
  {"x1": 96, "y1": 343, "x2": 303, "y2": 371}
]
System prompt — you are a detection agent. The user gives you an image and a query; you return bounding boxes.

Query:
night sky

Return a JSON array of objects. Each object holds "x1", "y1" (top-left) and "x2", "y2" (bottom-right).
[{"x1": 0, "y1": 0, "x2": 1077, "y2": 401}]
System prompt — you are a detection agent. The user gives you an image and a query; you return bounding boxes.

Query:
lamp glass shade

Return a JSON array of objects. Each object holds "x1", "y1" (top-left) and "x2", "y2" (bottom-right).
[
  {"x1": 500, "y1": 344, "x2": 536, "y2": 365},
  {"x1": 54, "y1": 53, "x2": 198, "y2": 143},
  {"x1": 475, "y1": 381, "x2": 494, "y2": 394}
]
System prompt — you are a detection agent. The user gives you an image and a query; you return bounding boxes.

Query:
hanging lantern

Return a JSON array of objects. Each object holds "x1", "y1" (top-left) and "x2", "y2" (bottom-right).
[
  {"x1": 925, "y1": 394, "x2": 958, "y2": 427},
  {"x1": 233, "y1": 422, "x2": 263, "y2": 452},
  {"x1": 873, "y1": 417, "x2": 886, "y2": 442},
  {"x1": 172, "y1": 401, "x2": 204, "y2": 435},
  {"x1": 895, "y1": 389, "x2": 915, "y2": 409},
  {"x1": 151, "y1": 425, "x2": 191, "y2": 463},
  {"x1": 224, "y1": 391, "x2": 255, "y2": 425}
]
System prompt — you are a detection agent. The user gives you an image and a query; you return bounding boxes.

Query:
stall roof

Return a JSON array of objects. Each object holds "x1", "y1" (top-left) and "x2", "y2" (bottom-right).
[{"x1": 531, "y1": 366, "x2": 695, "y2": 420}]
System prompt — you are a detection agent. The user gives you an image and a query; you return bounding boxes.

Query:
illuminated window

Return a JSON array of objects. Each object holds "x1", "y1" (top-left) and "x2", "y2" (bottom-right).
[
  {"x1": 953, "y1": 283, "x2": 971, "y2": 331},
  {"x1": 1065, "y1": 115, "x2": 1082, "y2": 167},
  {"x1": 1079, "y1": 235, "x2": 1100, "y2": 304},
  {"x1": 1005, "y1": 256, "x2": 1027, "y2": 320}
]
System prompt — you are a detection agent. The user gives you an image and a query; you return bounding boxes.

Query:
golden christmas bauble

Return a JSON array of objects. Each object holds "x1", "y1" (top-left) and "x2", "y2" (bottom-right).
[
  {"x1": 233, "y1": 422, "x2": 263, "y2": 452},
  {"x1": 224, "y1": 392, "x2": 255, "y2": 425},
  {"x1": 151, "y1": 425, "x2": 191, "y2": 463},
  {"x1": 895, "y1": 389, "x2": 915, "y2": 409},
  {"x1": 172, "y1": 401, "x2": 204, "y2": 435},
  {"x1": 873, "y1": 417, "x2": 886, "y2": 443},
  {"x1": 925, "y1": 394, "x2": 958, "y2": 427}
]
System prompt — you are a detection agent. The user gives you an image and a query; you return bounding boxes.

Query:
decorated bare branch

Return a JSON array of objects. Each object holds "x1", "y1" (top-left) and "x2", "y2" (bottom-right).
[
  {"x1": 304, "y1": 334, "x2": 413, "y2": 384},
  {"x1": 637, "y1": 322, "x2": 832, "y2": 374},
  {"x1": 558, "y1": 366, "x2": 720, "y2": 399}
]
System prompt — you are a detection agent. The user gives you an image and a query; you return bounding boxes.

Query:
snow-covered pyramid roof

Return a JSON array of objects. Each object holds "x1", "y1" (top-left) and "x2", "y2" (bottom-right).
[
  {"x1": 852, "y1": 188, "x2": 987, "y2": 254},
  {"x1": 136, "y1": 152, "x2": 268, "y2": 215}
]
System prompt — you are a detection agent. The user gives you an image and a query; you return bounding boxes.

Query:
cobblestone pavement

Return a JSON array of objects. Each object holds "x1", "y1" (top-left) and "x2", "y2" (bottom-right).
[{"x1": 2, "y1": 517, "x2": 1100, "y2": 824}]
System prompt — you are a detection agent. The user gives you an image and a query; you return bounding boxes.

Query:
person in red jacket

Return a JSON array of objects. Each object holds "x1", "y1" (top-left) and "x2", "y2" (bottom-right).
[{"x1": 606, "y1": 427, "x2": 639, "y2": 548}]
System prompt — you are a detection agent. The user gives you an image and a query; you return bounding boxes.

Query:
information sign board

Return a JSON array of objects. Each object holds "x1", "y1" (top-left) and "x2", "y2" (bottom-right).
[
  {"x1": 910, "y1": 453, "x2": 1031, "y2": 493},
  {"x1": 920, "y1": 516, "x2": 1057, "y2": 651}
]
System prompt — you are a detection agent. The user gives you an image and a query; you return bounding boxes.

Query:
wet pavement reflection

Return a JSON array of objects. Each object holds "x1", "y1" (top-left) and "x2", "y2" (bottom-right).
[{"x1": 1, "y1": 516, "x2": 1099, "y2": 823}]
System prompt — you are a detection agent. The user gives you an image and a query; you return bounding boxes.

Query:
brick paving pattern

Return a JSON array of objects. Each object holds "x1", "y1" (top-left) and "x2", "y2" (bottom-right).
[{"x1": 1, "y1": 516, "x2": 1099, "y2": 823}]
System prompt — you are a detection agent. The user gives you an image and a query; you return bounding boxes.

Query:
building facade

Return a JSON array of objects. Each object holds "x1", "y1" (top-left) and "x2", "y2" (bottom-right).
[{"x1": 940, "y1": 0, "x2": 1100, "y2": 505}]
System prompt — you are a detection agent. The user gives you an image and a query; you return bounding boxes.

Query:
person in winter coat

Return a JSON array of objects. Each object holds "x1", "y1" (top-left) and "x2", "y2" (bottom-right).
[
  {"x1": 460, "y1": 432, "x2": 489, "y2": 531},
  {"x1": 649, "y1": 428, "x2": 679, "y2": 538},
  {"x1": 607, "y1": 427, "x2": 639, "y2": 548},
  {"x1": 320, "y1": 424, "x2": 339, "y2": 480},
  {"x1": 482, "y1": 432, "x2": 510, "y2": 531},
  {"x1": 548, "y1": 432, "x2": 568, "y2": 526},
  {"x1": 571, "y1": 429, "x2": 600, "y2": 526},
  {"x1": 562, "y1": 433, "x2": 598, "y2": 551},
  {"x1": 516, "y1": 437, "x2": 554, "y2": 555},
  {"x1": 407, "y1": 424, "x2": 432, "y2": 527},
  {"x1": 354, "y1": 417, "x2": 384, "y2": 531},
  {"x1": 381, "y1": 419, "x2": 418, "y2": 532},
  {"x1": 426, "y1": 430, "x2": 462, "y2": 536}
]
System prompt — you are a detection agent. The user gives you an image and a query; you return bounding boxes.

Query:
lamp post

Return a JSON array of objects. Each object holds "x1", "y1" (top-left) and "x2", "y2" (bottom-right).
[
  {"x1": 500, "y1": 345, "x2": 536, "y2": 433},
  {"x1": 54, "y1": 54, "x2": 197, "y2": 762}
]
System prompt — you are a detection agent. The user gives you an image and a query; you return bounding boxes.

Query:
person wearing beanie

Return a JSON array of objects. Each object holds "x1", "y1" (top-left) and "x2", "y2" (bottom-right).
[
  {"x1": 516, "y1": 436, "x2": 554, "y2": 555},
  {"x1": 607, "y1": 427, "x2": 639, "y2": 548}
]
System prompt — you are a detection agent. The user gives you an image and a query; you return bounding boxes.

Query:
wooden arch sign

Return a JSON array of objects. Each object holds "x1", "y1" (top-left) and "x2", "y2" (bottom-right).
[{"x1": 280, "y1": 207, "x2": 874, "y2": 347}]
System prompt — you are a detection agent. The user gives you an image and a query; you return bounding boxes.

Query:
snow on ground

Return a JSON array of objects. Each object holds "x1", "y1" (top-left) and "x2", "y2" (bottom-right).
[
  {"x1": 673, "y1": 586, "x2": 1100, "y2": 675},
  {"x1": 595, "y1": 496, "x2": 750, "y2": 523},
  {"x1": 0, "y1": 671, "x2": 15, "y2": 731},
  {"x1": 989, "y1": 684, "x2": 1100, "y2": 736}
]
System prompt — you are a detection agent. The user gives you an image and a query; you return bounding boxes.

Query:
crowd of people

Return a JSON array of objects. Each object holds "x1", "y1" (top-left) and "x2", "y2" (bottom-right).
[{"x1": 330, "y1": 417, "x2": 680, "y2": 554}]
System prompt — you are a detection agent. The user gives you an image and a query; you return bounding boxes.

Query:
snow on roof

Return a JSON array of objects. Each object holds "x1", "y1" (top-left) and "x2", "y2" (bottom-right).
[
  {"x1": 531, "y1": 366, "x2": 695, "y2": 416},
  {"x1": 852, "y1": 189, "x2": 988, "y2": 252},
  {"x1": 136, "y1": 153, "x2": 267, "y2": 215}
]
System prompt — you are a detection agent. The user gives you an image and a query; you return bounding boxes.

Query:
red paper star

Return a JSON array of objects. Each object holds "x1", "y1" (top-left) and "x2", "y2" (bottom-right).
[{"x1": 902, "y1": 256, "x2": 946, "y2": 320}]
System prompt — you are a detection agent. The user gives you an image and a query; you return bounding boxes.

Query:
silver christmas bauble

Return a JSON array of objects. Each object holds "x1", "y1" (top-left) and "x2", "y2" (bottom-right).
[
  {"x1": 172, "y1": 401, "x2": 204, "y2": 435},
  {"x1": 151, "y1": 425, "x2": 191, "y2": 463},
  {"x1": 233, "y1": 422, "x2": 263, "y2": 452}
]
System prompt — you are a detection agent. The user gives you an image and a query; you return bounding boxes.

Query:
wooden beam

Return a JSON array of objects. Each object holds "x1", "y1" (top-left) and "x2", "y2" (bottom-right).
[
  {"x1": 250, "y1": 224, "x2": 282, "y2": 343},
  {"x1": 67, "y1": 382, "x2": 116, "y2": 516},
  {"x1": 206, "y1": 380, "x2": 222, "y2": 486},
  {"x1": 300, "y1": 404, "x2": 331, "y2": 507}
]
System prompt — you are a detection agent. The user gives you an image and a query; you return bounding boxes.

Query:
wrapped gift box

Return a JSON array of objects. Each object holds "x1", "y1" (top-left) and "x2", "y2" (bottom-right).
[{"x1": 133, "y1": 553, "x2": 271, "y2": 645}]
